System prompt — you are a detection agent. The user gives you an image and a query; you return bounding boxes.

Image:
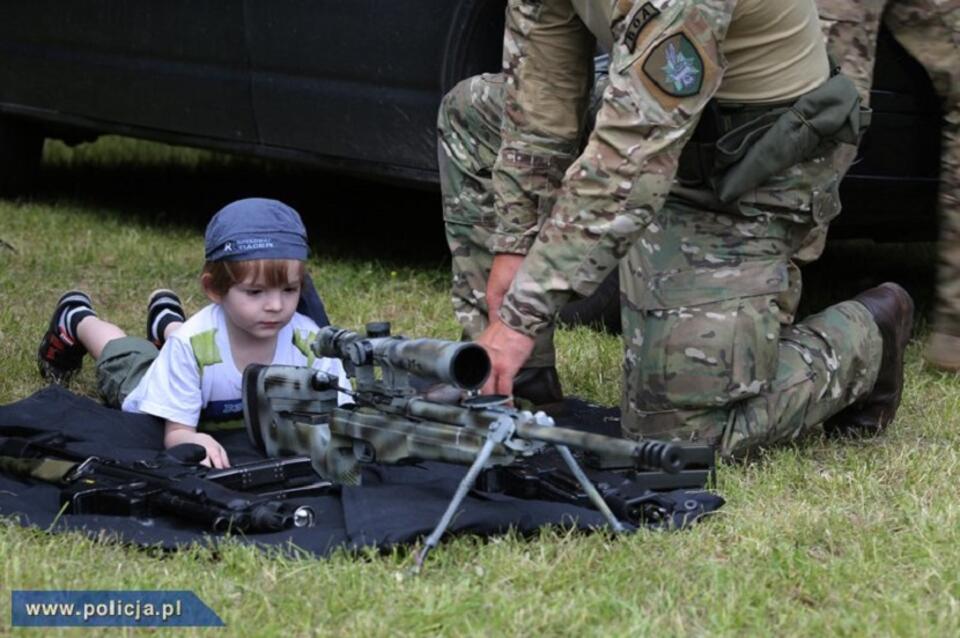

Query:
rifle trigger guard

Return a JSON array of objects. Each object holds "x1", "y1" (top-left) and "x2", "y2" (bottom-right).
[{"x1": 64, "y1": 457, "x2": 100, "y2": 482}]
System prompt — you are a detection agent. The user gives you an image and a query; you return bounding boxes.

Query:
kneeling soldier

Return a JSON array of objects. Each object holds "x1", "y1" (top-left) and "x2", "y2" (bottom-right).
[{"x1": 438, "y1": 0, "x2": 914, "y2": 459}]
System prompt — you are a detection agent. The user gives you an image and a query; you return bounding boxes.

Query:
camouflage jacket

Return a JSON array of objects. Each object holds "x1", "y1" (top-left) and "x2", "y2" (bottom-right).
[{"x1": 493, "y1": 0, "x2": 829, "y2": 337}]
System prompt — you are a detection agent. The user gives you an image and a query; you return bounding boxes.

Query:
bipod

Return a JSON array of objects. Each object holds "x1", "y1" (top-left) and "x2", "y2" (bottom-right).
[{"x1": 409, "y1": 414, "x2": 627, "y2": 574}]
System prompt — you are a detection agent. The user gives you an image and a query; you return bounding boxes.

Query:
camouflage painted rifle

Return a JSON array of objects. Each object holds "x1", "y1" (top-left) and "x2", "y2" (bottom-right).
[{"x1": 243, "y1": 323, "x2": 691, "y2": 568}]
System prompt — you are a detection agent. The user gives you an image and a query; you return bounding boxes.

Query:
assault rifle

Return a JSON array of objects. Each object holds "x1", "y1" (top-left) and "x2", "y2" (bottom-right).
[
  {"x1": 243, "y1": 322, "x2": 715, "y2": 569},
  {"x1": 0, "y1": 434, "x2": 329, "y2": 533}
]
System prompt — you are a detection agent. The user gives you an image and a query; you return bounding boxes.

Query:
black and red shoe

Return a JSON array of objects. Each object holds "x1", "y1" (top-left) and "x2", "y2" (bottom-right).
[{"x1": 37, "y1": 290, "x2": 93, "y2": 383}]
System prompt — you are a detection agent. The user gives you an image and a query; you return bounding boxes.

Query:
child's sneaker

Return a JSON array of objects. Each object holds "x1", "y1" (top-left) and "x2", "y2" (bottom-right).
[
  {"x1": 146, "y1": 289, "x2": 185, "y2": 348},
  {"x1": 37, "y1": 290, "x2": 95, "y2": 383}
]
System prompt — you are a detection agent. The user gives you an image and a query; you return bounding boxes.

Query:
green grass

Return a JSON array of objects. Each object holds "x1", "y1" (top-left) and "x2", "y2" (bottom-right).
[{"x1": 1, "y1": 137, "x2": 959, "y2": 637}]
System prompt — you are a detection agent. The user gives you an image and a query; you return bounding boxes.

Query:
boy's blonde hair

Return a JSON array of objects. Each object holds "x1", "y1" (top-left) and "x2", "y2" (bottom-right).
[{"x1": 202, "y1": 259, "x2": 306, "y2": 297}]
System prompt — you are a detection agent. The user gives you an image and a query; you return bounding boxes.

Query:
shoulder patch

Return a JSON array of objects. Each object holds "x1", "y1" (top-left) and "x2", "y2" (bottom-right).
[
  {"x1": 625, "y1": 2, "x2": 661, "y2": 54},
  {"x1": 641, "y1": 33, "x2": 704, "y2": 98}
]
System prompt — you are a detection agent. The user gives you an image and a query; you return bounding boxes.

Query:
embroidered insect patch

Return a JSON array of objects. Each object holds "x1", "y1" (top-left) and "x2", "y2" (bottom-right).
[{"x1": 642, "y1": 33, "x2": 704, "y2": 98}]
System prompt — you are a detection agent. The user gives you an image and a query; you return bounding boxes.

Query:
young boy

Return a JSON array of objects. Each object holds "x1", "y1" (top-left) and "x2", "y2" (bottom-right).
[{"x1": 36, "y1": 198, "x2": 349, "y2": 469}]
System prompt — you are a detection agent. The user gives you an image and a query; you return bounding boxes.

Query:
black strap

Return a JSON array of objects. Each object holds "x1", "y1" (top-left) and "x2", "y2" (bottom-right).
[{"x1": 297, "y1": 273, "x2": 330, "y2": 328}]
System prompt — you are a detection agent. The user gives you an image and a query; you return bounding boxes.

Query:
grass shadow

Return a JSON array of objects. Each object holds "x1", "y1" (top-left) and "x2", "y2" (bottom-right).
[
  {"x1": 19, "y1": 136, "x2": 941, "y2": 321},
  {"x1": 29, "y1": 137, "x2": 450, "y2": 268}
]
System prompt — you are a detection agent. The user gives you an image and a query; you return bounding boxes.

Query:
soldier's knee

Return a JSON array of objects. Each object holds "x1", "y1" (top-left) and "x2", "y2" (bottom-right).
[{"x1": 438, "y1": 73, "x2": 503, "y2": 131}]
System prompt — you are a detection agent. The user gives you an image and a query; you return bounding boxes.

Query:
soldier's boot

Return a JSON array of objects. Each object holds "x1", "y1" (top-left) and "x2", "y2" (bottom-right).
[
  {"x1": 923, "y1": 332, "x2": 960, "y2": 372},
  {"x1": 513, "y1": 366, "x2": 565, "y2": 417},
  {"x1": 825, "y1": 283, "x2": 914, "y2": 437}
]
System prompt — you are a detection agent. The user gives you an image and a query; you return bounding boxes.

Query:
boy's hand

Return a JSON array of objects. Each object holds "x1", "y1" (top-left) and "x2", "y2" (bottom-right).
[{"x1": 163, "y1": 422, "x2": 231, "y2": 469}]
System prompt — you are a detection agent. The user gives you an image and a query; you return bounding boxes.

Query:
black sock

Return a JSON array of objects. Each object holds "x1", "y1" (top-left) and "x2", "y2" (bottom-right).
[
  {"x1": 56, "y1": 292, "x2": 95, "y2": 344},
  {"x1": 147, "y1": 290, "x2": 185, "y2": 345}
]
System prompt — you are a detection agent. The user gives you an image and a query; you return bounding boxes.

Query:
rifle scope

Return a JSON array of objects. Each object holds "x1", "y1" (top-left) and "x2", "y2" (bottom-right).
[{"x1": 314, "y1": 326, "x2": 491, "y2": 390}]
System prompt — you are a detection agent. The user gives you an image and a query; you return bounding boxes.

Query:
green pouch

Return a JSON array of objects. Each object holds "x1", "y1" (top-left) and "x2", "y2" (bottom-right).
[{"x1": 714, "y1": 73, "x2": 870, "y2": 203}]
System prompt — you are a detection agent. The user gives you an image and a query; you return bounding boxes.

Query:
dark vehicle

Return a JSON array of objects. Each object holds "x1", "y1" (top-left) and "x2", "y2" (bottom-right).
[
  {"x1": 836, "y1": 27, "x2": 942, "y2": 242},
  {"x1": 0, "y1": 1, "x2": 942, "y2": 240},
  {"x1": 0, "y1": 0, "x2": 505, "y2": 190}
]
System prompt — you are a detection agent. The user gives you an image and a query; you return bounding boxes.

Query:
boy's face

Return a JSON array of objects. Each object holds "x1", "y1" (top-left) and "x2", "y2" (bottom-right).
[{"x1": 216, "y1": 262, "x2": 302, "y2": 341}]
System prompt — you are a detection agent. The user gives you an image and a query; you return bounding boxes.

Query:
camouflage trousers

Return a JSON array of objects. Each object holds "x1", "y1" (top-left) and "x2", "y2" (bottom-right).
[
  {"x1": 438, "y1": 73, "x2": 883, "y2": 459},
  {"x1": 438, "y1": 73, "x2": 559, "y2": 368},
  {"x1": 820, "y1": 0, "x2": 960, "y2": 336}
]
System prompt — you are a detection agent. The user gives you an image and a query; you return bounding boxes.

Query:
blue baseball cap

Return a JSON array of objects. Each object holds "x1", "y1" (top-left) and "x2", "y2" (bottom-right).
[{"x1": 204, "y1": 198, "x2": 309, "y2": 262}]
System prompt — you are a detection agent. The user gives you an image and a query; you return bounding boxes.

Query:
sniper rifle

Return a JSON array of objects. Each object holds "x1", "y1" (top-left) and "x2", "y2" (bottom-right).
[{"x1": 243, "y1": 322, "x2": 715, "y2": 569}]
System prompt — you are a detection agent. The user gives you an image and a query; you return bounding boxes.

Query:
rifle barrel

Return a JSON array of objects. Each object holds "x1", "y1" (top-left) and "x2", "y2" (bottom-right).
[
  {"x1": 512, "y1": 422, "x2": 685, "y2": 473},
  {"x1": 402, "y1": 401, "x2": 685, "y2": 473}
]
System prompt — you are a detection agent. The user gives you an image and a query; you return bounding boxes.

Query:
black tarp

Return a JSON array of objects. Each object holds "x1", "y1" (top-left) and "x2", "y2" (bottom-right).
[{"x1": 0, "y1": 386, "x2": 721, "y2": 556}]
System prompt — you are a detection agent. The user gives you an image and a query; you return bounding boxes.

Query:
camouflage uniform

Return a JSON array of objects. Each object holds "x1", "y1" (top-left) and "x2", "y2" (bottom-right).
[
  {"x1": 439, "y1": 0, "x2": 883, "y2": 459},
  {"x1": 440, "y1": 72, "x2": 565, "y2": 370},
  {"x1": 819, "y1": 0, "x2": 960, "y2": 337}
]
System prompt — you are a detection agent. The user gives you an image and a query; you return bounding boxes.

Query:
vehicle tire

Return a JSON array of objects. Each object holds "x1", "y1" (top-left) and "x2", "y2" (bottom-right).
[
  {"x1": 557, "y1": 268, "x2": 622, "y2": 334},
  {"x1": 0, "y1": 116, "x2": 44, "y2": 197}
]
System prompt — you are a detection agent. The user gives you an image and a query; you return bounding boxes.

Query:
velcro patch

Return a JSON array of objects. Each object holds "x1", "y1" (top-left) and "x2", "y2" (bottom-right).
[
  {"x1": 625, "y1": 2, "x2": 661, "y2": 54},
  {"x1": 501, "y1": 149, "x2": 562, "y2": 171},
  {"x1": 641, "y1": 33, "x2": 704, "y2": 98}
]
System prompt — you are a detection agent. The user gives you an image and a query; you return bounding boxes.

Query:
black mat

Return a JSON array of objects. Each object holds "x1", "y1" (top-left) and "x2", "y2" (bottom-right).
[{"x1": 0, "y1": 386, "x2": 720, "y2": 557}]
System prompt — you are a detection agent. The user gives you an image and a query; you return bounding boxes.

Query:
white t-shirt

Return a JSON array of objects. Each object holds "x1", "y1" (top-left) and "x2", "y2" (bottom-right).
[{"x1": 122, "y1": 304, "x2": 349, "y2": 427}]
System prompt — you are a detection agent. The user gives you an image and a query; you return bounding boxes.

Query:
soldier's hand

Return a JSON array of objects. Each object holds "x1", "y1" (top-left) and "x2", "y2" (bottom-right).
[
  {"x1": 486, "y1": 254, "x2": 525, "y2": 322},
  {"x1": 475, "y1": 318, "x2": 535, "y2": 397}
]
